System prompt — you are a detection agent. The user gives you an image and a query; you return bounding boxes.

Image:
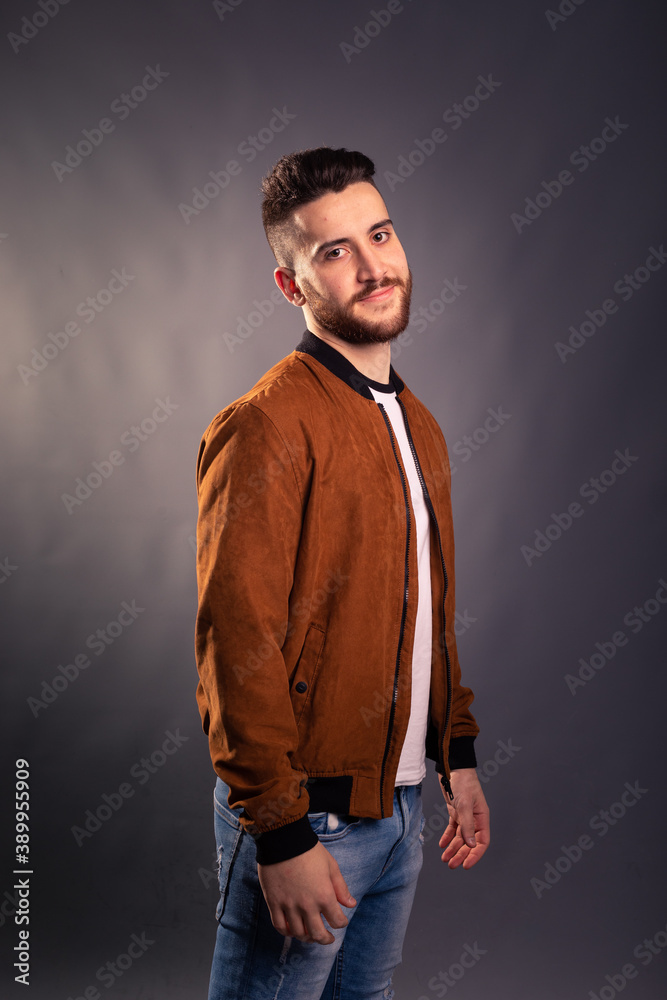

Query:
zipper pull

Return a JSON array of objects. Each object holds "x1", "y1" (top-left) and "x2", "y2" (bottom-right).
[{"x1": 442, "y1": 775, "x2": 454, "y2": 801}]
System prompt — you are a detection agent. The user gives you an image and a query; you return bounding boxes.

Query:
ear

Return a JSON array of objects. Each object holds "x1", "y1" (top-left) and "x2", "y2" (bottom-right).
[{"x1": 274, "y1": 267, "x2": 305, "y2": 306}]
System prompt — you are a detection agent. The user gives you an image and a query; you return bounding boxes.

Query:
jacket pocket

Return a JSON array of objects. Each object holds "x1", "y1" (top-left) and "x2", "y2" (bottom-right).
[{"x1": 290, "y1": 623, "x2": 326, "y2": 729}]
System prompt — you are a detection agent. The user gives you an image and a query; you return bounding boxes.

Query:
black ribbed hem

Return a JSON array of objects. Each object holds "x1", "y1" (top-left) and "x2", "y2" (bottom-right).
[
  {"x1": 254, "y1": 812, "x2": 320, "y2": 866},
  {"x1": 447, "y1": 736, "x2": 478, "y2": 771}
]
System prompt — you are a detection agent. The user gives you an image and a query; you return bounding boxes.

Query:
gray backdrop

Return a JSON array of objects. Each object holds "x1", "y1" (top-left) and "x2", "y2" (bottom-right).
[{"x1": 2, "y1": 0, "x2": 666, "y2": 997}]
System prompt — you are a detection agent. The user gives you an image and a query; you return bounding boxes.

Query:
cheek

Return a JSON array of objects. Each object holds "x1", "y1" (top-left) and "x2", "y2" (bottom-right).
[
  {"x1": 323, "y1": 276, "x2": 352, "y2": 302},
  {"x1": 393, "y1": 248, "x2": 409, "y2": 273}
]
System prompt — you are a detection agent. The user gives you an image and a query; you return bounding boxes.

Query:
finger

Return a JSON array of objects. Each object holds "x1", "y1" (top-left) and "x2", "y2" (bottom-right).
[
  {"x1": 446, "y1": 826, "x2": 490, "y2": 869},
  {"x1": 329, "y1": 868, "x2": 357, "y2": 910},
  {"x1": 456, "y1": 800, "x2": 477, "y2": 848},
  {"x1": 270, "y1": 907, "x2": 293, "y2": 939},
  {"x1": 282, "y1": 912, "x2": 306, "y2": 940},
  {"x1": 438, "y1": 817, "x2": 459, "y2": 849},
  {"x1": 322, "y1": 900, "x2": 350, "y2": 932},
  {"x1": 461, "y1": 830, "x2": 491, "y2": 870},
  {"x1": 285, "y1": 903, "x2": 336, "y2": 946},
  {"x1": 442, "y1": 841, "x2": 464, "y2": 864},
  {"x1": 439, "y1": 821, "x2": 463, "y2": 853},
  {"x1": 442, "y1": 842, "x2": 470, "y2": 869},
  {"x1": 442, "y1": 836, "x2": 465, "y2": 863},
  {"x1": 304, "y1": 912, "x2": 335, "y2": 946},
  {"x1": 461, "y1": 846, "x2": 487, "y2": 870}
]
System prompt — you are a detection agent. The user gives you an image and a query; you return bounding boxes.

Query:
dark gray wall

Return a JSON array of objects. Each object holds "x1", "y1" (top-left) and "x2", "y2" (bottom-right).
[{"x1": 2, "y1": 0, "x2": 666, "y2": 996}]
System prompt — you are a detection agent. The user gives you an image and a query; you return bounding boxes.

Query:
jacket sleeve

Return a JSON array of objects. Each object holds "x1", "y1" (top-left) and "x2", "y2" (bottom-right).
[
  {"x1": 194, "y1": 401, "x2": 319, "y2": 865},
  {"x1": 429, "y1": 421, "x2": 480, "y2": 775}
]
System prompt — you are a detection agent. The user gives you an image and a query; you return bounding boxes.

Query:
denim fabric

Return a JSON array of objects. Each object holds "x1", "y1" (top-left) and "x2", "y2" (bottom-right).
[{"x1": 208, "y1": 776, "x2": 425, "y2": 999}]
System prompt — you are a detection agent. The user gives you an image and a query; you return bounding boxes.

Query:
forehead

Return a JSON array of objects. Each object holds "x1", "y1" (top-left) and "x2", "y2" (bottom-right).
[{"x1": 291, "y1": 181, "x2": 389, "y2": 250}]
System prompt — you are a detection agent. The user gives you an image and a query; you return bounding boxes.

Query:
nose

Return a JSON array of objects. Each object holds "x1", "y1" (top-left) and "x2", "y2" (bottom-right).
[{"x1": 355, "y1": 244, "x2": 387, "y2": 284}]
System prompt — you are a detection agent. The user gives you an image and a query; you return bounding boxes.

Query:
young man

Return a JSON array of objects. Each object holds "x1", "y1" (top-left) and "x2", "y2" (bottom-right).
[{"x1": 195, "y1": 147, "x2": 490, "y2": 999}]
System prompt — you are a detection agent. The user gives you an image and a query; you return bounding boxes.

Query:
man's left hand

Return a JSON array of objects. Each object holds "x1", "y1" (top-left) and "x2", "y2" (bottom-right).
[{"x1": 438, "y1": 768, "x2": 490, "y2": 870}]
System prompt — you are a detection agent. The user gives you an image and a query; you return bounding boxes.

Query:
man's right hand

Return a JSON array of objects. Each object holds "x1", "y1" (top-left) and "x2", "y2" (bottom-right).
[{"x1": 257, "y1": 841, "x2": 357, "y2": 945}]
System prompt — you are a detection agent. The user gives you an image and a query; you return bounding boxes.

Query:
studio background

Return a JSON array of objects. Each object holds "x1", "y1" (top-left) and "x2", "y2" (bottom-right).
[{"x1": 2, "y1": 0, "x2": 666, "y2": 997}]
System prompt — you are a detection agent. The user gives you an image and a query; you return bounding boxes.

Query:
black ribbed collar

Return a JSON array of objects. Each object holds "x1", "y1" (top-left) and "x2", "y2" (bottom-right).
[{"x1": 294, "y1": 329, "x2": 405, "y2": 401}]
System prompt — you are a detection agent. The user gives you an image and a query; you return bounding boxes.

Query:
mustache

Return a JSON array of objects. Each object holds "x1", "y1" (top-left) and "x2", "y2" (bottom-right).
[{"x1": 353, "y1": 276, "x2": 405, "y2": 303}]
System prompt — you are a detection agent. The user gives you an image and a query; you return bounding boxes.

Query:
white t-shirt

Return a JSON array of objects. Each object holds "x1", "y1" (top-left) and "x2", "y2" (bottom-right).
[{"x1": 369, "y1": 383, "x2": 431, "y2": 786}]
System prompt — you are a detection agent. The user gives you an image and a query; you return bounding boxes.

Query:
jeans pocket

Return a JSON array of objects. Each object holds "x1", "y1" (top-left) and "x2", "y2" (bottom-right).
[
  {"x1": 213, "y1": 795, "x2": 244, "y2": 922},
  {"x1": 308, "y1": 811, "x2": 363, "y2": 840}
]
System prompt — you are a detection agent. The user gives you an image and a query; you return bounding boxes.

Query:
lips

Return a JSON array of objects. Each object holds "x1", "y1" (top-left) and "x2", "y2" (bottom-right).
[{"x1": 358, "y1": 284, "x2": 397, "y2": 303}]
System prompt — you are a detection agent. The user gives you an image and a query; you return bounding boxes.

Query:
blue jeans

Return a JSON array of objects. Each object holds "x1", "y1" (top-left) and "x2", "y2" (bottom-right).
[{"x1": 208, "y1": 776, "x2": 425, "y2": 1000}]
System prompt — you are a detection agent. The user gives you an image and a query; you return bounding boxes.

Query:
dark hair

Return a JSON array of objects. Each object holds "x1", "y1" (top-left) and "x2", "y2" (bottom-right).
[{"x1": 261, "y1": 147, "x2": 377, "y2": 268}]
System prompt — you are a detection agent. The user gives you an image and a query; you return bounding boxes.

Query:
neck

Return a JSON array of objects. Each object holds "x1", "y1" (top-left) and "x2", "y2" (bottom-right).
[{"x1": 309, "y1": 330, "x2": 391, "y2": 383}]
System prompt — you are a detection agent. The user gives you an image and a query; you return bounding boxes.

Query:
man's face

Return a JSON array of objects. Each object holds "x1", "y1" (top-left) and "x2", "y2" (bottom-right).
[{"x1": 287, "y1": 181, "x2": 412, "y2": 346}]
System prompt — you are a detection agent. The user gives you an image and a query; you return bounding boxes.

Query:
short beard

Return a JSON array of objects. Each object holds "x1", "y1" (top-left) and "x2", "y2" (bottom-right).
[{"x1": 301, "y1": 268, "x2": 413, "y2": 345}]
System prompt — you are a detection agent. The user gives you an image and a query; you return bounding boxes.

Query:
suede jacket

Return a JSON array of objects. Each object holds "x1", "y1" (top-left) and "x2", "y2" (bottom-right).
[{"x1": 195, "y1": 330, "x2": 479, "y2": 865}]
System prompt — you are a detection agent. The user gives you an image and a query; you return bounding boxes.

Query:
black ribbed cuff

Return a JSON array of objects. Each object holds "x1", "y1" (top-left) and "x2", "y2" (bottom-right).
[
  {"x1": 254, "y1": 812, "x2": 320, "y2": 866},
  {"x1": 447, "y1": 736, "x2": 478, "y2": 771}
]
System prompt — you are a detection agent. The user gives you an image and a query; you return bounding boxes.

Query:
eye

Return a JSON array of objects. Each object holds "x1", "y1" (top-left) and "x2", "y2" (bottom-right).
[
  {"x1": 372, "y1": 230, "x2": 390, "y2": 244},
  {"x1": 326, "y1": 246, "x2": 347, "y2": 260}
]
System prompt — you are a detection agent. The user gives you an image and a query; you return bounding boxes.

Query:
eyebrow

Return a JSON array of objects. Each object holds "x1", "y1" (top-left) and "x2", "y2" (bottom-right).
[{"x1": 313, "y1": 218, "x2": 393, "y2": 258}]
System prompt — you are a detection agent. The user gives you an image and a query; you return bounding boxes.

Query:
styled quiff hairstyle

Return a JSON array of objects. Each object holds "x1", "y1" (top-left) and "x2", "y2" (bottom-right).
[{"x1": 261, "y1": 147, "x2": 377, "y2": 269}]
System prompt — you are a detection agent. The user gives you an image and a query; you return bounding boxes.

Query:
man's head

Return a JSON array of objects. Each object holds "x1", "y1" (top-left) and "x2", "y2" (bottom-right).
[{"x1": 261, "y1": 147, "x2": 412, "y2": 347}]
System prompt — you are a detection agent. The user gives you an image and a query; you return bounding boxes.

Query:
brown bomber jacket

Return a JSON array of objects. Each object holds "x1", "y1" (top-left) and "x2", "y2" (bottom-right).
[{"x1": 195, "y1": 329, "x2": 479, "y2": 865}]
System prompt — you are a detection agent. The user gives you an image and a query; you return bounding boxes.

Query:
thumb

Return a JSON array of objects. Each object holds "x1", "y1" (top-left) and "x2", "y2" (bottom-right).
[{"x1": 457, "y1": 805, "x2": 477, "y2": 848}]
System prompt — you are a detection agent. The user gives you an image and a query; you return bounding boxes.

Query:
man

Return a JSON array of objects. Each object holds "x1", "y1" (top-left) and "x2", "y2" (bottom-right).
[{"x1": 195, "y1": 147, "x2": 490, "y2": 999}]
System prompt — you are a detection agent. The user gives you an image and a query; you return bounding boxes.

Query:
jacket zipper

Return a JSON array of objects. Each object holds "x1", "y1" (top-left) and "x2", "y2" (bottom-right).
[
  {"x1": 396, "y1": 397, "x2": 454, "y2": 802},
  {"x1": 377, "y1": 403, "x2": 411, "y2": 816}
]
